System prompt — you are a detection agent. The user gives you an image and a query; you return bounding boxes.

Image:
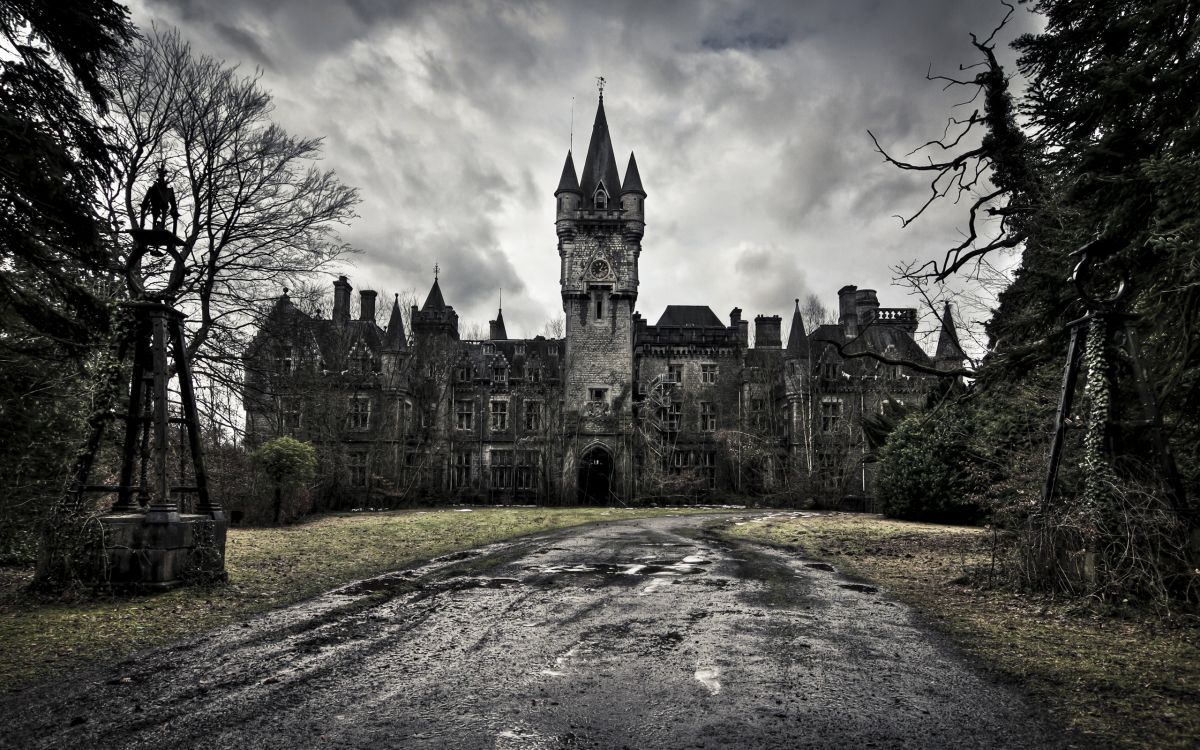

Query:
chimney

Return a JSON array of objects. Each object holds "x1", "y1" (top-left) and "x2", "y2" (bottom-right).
[
  {"x1": 359, "y1": 289, "x2": 377, "y2": 321},
  {"x1": 333, "y1": 275, "x2": 352, "y2": 323},
  {"x1": 730, "y1": 308, "x2": 749, "y2": 347},
  {"x1": 854, "y1": 289, "x2": 879, "y2": 326},
  {"x1": 837, "y1": 285, "x2": 858, "y2": 335},
  {"x1": 754, "y1": 314, "x2": 782, "y2": 349}
]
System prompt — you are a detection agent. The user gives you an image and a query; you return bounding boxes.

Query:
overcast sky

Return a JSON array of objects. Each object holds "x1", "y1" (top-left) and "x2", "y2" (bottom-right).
[{"x1": 130, "y1": 0, "x2": 1036, "y2": 347}]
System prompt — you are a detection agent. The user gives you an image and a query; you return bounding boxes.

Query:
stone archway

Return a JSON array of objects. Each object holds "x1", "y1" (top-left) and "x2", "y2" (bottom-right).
[{"x1": 577, "y1": 444, "x2": 614, "y2": 505}]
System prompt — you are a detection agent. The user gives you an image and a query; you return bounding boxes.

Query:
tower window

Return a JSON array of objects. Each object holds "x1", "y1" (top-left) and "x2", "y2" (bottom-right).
[
  {"x1": 595, "y1": 188, "x2": 607, "y2": 209},
  {"x1": 595, "y1": 293, "x2": 604, "y2": 320}
]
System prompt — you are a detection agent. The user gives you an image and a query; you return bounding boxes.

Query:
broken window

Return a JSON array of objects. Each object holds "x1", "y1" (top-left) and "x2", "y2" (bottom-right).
[
  {"x1": 455, "y1": 399, "x2": 474, "y2": 430},
  {"x1": 700, "y1": 402, "x2": 717, "y2": 431},
  {"x1": 490, "y1": 400, "x2": 508, "y2": 431},
  {"x1": 820, "y1": 397, "x2": 843, "y2": 433},
  {"x1": 347, "y1": 395, "x2": 371, "y2": 431}
]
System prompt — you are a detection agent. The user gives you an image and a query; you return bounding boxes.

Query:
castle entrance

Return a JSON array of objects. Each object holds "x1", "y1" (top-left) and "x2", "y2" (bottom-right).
[{"x1": 577, "y1": 445, "x2": 614, "y2": 505}]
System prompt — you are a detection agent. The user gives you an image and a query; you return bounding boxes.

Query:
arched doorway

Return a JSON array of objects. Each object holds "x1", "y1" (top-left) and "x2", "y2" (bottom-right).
[{"x1": 578, "y1": 445, "x2": 614, "y2": 505}]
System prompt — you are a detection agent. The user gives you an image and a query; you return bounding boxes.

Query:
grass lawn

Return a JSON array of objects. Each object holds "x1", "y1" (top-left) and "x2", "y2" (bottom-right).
[
  {"x1": 0, "y1": 505, "x2": 736, "y2": 691},
  {"x1": 719, "y1": 511, "x2": 1200, "y2": 750}
]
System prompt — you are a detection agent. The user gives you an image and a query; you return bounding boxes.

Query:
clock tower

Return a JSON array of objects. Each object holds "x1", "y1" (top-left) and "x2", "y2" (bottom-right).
[{"x1": 555, "y1": 90, "x2": 646, "y2": 503}]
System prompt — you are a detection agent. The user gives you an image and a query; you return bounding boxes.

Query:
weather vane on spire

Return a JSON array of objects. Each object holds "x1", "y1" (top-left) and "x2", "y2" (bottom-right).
[
  {"x1": 433, "y1": 262, "x2": 440, "y2": 280},
  {"x1": 596, "y1": 75, "x2": 606, "y2": 99}
]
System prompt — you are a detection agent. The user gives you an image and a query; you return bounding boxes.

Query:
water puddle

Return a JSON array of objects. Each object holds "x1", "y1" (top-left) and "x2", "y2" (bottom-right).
[
  {"x1": 694, "y1": 666, "x2": 721, "y2": 695},
  {"x1": 839, "y1": 583, "x2": 878, "y2": 594},
  {"x1": 534, "y1": 558, "x2": 710, "y2": 577}
]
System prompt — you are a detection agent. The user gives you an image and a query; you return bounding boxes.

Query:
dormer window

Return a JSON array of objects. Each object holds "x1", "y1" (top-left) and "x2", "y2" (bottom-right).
[{"x1": 594, "y1": 182, "x2": 609, "y2": 209}]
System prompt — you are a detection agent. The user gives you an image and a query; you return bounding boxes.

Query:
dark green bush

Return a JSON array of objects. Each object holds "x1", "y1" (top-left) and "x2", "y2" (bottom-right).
[{"x1": 875, "y1": 408, "x2": 986, "y2": 524}]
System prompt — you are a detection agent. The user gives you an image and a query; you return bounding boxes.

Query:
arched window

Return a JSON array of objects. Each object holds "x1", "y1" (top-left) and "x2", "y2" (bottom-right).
[{"x1": 594, "y1": 182, "x2": 608, "y2": 209}]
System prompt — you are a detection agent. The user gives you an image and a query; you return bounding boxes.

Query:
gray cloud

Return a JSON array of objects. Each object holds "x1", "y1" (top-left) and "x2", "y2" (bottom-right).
[{"x1": 131, "y1": 0, "x2": 1037, "y2": 341}]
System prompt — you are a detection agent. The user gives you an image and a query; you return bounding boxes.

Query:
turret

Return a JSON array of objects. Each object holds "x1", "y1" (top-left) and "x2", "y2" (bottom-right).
[
  {"x1": 935, "y1": 302, "x2": 965, "y2": 371},
  {"x1": 620, "y1": 152, "x2": 645, "y2": 242},
  {"x1": 786, "y1": 298, "x2": 810, "y2": 360},
  {"x1": 489, "y1": 306, "x2": 508, "y2": 340},
  {"x1": 555, "y1": 150, "x2": 581, "y2": 240}
]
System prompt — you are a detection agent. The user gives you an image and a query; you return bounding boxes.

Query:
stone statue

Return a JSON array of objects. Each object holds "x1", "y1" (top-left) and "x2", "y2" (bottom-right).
[{"x1": 139, "y1": 163, "x2": 179, "y2": 234}]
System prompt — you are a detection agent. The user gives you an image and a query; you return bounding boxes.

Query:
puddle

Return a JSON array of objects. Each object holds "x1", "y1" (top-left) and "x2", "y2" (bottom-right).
[
  {"x1": 534, "y1": 559, "x2": 709, "y2": 577},
  {"x1": 839, "y1": 583, "x2": 878, "y2": 594},
  {"x1": 804, "y1": 562, "x2": 836, "y2": 572},
  {"x1": 694, "y1": 666, "x2": 721, "y2": 695}
]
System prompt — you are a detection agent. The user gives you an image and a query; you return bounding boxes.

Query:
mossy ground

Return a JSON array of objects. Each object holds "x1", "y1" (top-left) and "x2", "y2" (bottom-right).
[
  {"x1": 0, "y1": 505, "x2": 735, "y2": 691},
  {"x1": 720, "y1": 512, "x2": 1200, "y2": 750}
]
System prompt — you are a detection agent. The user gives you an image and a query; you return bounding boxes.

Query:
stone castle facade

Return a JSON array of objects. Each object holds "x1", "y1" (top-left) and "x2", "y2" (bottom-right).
[{"x1": 244, "y1": 95, "x2": 965, "y2": 506}]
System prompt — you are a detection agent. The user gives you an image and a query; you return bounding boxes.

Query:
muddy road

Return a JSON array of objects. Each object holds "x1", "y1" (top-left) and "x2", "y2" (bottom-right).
[{"x1": 0, "y1": 514, "x2": 1065, "y2": 749}]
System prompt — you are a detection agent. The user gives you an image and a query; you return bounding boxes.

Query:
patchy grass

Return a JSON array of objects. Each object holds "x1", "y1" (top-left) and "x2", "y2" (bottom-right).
[
  {"x1": 720, "y1": 512, "x2": 1200, "y2": 750},
  {"x1": 0, "y1": 505, "x2": 735, "y2": 691}
]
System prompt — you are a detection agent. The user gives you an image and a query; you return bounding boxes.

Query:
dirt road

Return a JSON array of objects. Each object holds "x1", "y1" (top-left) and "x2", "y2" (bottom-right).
[{"x1": 0, "y1": 514, "x2": 1065, "y2": 749}]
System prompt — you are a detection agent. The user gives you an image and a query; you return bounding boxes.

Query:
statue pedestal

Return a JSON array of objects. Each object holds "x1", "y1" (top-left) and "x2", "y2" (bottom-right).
[{"x1": 99, "y1": 512, "x2": 228, "y2": 590}]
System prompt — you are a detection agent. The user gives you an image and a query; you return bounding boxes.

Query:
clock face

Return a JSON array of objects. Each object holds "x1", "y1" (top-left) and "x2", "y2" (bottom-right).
[{"x1": 589, "y1": 259, "x2": 611, "y2": 278}]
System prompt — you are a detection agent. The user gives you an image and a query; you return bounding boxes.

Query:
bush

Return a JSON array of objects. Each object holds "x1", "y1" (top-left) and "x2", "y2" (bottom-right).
[
  {"x1": 875, "y1": 408, "x2": 986, "y2": 524},
  {"x1": 251, "y1": 437, "x2": 317, "y2": 524}
]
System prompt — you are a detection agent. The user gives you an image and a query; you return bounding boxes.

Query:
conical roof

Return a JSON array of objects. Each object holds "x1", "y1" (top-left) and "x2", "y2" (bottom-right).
[
  {"x1": 935, "y1": 302, "x2": 964, "y2": 360},
  {"x1": 490, "y1": 307, "x2": 508, "y2": 340},
  {"x1": 621, "y1": 151, "x2": 645, "y2": 195},
  {"x1": 422, "y1": 277, "x2": 446, "y2": 312},
  {"x1": 382, "y1": 294, "x2": 407, "y2": 350},
  {"x1": 556, "y1": 150, "x2": 581, "y2": 195},
  {"x1": 786, "y1": 298, "x2": 809, "y2": 358},
  {"x1": 579, "y1": 96, "x2": 622, "y2": 208}
]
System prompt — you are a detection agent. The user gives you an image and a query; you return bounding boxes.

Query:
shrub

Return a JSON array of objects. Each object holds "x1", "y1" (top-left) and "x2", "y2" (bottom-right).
[
  {"x1": 875, "y1": 408, "x2": 986, "y2": 524},
  {"x1": 251, "y1": 437, "x2": 317, "y2": 524}
]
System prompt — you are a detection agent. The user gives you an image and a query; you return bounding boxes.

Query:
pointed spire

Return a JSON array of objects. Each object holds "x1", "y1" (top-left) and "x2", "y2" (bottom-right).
[
  {"x1": 579, "y1": 94, "x2": 622, "y2": 209},
  {"x1": 935, "y1": 302, "x2": 965, "y2": 361},
  {"x1": 383, "y1": 293, "x2": 408, "y2": 350},
  {"x1": 786, "y1": 298, "x2": 810, "y2": 358},
  {"x1": 422, "y1": 274, "x2": 446, "y2": 312},
  {"x1": 621, "y1": 151, "x2": 645, "y2": 196},
  {"x1": 556, "y1": 150, "x2": 581, "y2": 195}
]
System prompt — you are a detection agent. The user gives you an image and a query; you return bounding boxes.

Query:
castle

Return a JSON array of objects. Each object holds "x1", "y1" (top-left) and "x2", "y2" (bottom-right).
[{"x1": 244, "y1": 93, "x2": 965, "y2": 507}]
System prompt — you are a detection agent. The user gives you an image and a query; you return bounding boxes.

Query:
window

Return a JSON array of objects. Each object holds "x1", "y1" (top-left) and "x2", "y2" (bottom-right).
[
  {"x1": 279, "y1": 396, "x2": 301, "y2": 433},
  {"x1": 401, "y1": 400, "x2": 413, "y2": 431},
  {"x1": 700, "y1": 402, "x2": 717, "y2": 432},
  {"x1": 491, "y1": 400, "x2": 508, "y2": 431},
  {"x1": 701, "y1": 451, "x2": 717, "y2": 488},
  {"x1": 701, "y1": 364, "x2": 718, "y2": 384},
  {"x1": 419, "y1": 406, "x2": 433, "y2": 428},
  {"x1": 525, "y1": 400, "x2": 543, "y2": 431},
  {"x1": 348, "y1": 451, "x2": 368, "y2": 488},
  {"x1": 453, "y1": 451, "x2": 472, "y2": 487},
  {"x1": 490, "y1": 449, "x2": 513, "y2": 489},
  {"x1": 594, "y1": 292, "x2": 605, "y2": 320},
  {"x1": 492, "y1": 365, "x2": 508, "y2": 384},
  {"x1": 822, "y1": 361, "x2": 839, "y2": 380},
  {"x1": 347, "y1": 395, "x2": 371, "y2": 431},
  {"x1": 588, "y1": 387, "x2": 608, "y2": 402},
  {"x1": 349, "y1": 347, "x2": 372, "y2": 375},
  {"x1": 455, "y1": 399, "x2": 474, "y2": 430},
  {"x1": 594, "y1": 184, "x2": 608, "y2": 209},
  {"x1": 660, "y1": 401, "x2": 681, "y2": 432},
  {"x1": 820, "y1": 397, "x2": 843, "y2": 432},
  {"x1": 516, "y1": 451, "x2": 538, "y2": 490},
  {"x1": 274, "y1": 346, "x2": 294, "y2": 375},
  {"x1": 666, "y1": 364, "x2": 683, "y2": 385},
  {"x1": 455, "y1": 366, "x2": 470, "y2": 382},
  {"x1": 515, "y1": 344, "x2": 525, "y2": 356},
  {"x1": 750, "y1": 398, "x2": 766, "y2": 428},
  {"x1": 483, "y1": 343, "x2": 495, "y2": 355},
  {"x1": 530, "y1": 367, "x2": 542, "y2": 383}
]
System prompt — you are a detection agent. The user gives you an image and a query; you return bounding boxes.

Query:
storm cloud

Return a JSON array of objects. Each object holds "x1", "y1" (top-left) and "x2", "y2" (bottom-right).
[{"x1": 133, "y1": 0, "x2": 1035, "y2": 342}]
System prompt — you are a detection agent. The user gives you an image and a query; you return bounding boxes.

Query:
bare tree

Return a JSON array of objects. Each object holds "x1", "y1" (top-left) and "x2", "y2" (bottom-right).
[{"x1": 101, "y1": 28, "x2": 360, "y2": 389}]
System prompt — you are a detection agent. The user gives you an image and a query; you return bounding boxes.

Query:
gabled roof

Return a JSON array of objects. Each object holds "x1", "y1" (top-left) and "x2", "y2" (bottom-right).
[
  {"x1": 655, "y1": 305, "x2": 724, "y2": 328},
  {"x1": 579, "y1": 96, "x2": 622, "y2": 209},
  {"x1": 422, "y1": 277, "x2": 446, "y2": 312},
  {"x1": 556, "y1": 150, "x2": 581, "y2": 195},
  {"x1": 382, "y1": 294, "x2": 407, "y2": 350},
  {"x1": 786, "y1": 298, "x2": 809, "y2": 358},
  {"x1": 935, "y1": 302, "x2": 965, "y2": 360},
  {"x1": 621, "y1": 152, "x2": 645, "y2": 196},
  {"x1": 810, "y1": 323, "x2": 932, "y2": 367}
]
